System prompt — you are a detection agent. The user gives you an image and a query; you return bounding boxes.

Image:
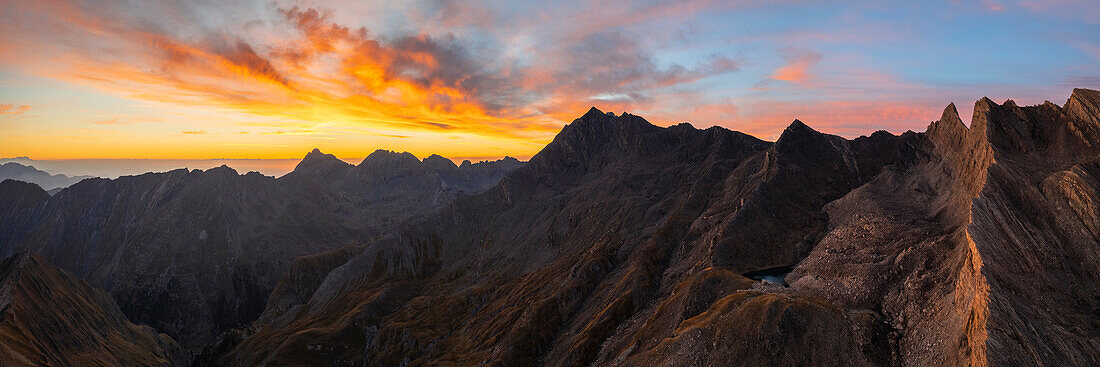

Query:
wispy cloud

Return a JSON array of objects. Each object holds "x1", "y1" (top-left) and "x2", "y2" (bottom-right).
[
  {"x1": 759, "y1": 47, "x2": 822, "y2": 87},
  {"x1": 1060, "y1": 76, "x2": 1100, "y2": 88},
  {"x1": 0, "y1": 105, "x2": 31, "y2": 115},
  {"x1": 91, "y1": 116, "x2": 163, "y2": 125}
]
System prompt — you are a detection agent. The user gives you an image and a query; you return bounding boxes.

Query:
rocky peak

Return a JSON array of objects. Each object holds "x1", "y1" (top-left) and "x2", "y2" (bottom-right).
[
  {"x1": 456, "y1": 156, "x2": 525, "y2": 175},
  {"x1": 1066, "y1": 88, "x2": 1100, "y2": 118},
  {"x1": 358, "y1": 149, "x2": 420, "y2": 166},
  {"x1": 926, "y1": 102, "x2": 970, "y2": 147},
  {"x1": 778, "y1": 119, "x2": 817, "y2": 138},
  {"x1": 774, "y1": 119, "x2": 833, "y2": 155},
  {"x1": 541, "y1": 107, "x2": 662, "y2": 161},
  {"x1": 293, "y1": 148, "x2": 350, "y2": 175},
  {"x1": 969, "y1": 88, "x2": 1100, "y2": 159},
  {"x1": 356, "y1": 150, "x2": 425, "y2": 178},
  {"x1": 940, "y1": 103, "x2": 964, "y2": 127},
  {"x1": 1065, "y1": 88, "x2": 1100, "y2": 138},
  {"x1": 970, "y1": 97, "x2": 996, "y2": 134},
  {"x1": 581, "y1": 106, "x2": 608, "y2": 120},
  {"x1": 975, "y1": 96, "x2": 1045, "y2": 154},
  {"x1": 204, "y1": 164, "x2": 240, "y2": 176},
  {"x1": 422, "y1": 154, "x2": 458, "y2": 172}
]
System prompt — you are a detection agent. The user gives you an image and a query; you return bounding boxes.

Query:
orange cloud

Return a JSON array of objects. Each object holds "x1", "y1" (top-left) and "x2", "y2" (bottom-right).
[
  {"x1": 769, "y1": 47, "x2": 822, "y2": 84},
  {"x1": 1, "y1": 1, "x2": 746, "y2": 153},
  {"x1": 0, "y1": 105, "x2": 31, "y2": 115}
]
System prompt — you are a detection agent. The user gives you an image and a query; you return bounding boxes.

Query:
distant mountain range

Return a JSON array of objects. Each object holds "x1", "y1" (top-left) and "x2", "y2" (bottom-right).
[
  {"x1": 0, "y1": 162, "x2": 94, "y2": 191},
  {"x1": 0, "y1": 150, "x2": 521, "y2": 350},
  {"x1": 1, "y1": 89, "x2": 1098, "y2": 366}
]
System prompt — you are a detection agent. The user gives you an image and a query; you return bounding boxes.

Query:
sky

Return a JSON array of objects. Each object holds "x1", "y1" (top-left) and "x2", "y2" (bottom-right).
[{"x1": 1, "y1": 0, "x2": 1098, "y2": 166}]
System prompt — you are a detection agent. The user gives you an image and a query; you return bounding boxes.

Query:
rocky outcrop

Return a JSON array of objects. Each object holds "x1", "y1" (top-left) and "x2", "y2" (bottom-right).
[
  {"x1": 0, "y1": 251, "x2": 185, "y2": 366},
  {"x1": 0, "y1": 151, "x2": 521, "y2": 349},
  {"x1": 968, "y1": 89, "x2": 1100, "y2": 366}
]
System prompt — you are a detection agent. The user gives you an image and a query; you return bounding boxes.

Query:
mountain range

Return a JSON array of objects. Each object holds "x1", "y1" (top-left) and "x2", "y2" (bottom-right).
[
  {"x1": 0, "y1": 151, "x2": 521, "y2": 349},
  {"x1": 1, "y1": 88, "x2": 1098, "y2": 366},
  {"x1": 0, "y1": 162, "x2": 94, "y2": 192}
]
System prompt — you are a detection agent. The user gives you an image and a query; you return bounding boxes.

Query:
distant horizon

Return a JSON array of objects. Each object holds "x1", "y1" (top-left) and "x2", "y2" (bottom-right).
[
  {"x1": 1, "y1": 152, "x2": 533, "y2": 179},
  {"x1": 2, "y1": 90, "x2": 1094, "y2": 178}
]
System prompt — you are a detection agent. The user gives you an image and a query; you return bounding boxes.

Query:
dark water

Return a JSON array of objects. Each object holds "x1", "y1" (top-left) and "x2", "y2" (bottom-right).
[{"x1": 743, "y1": 266, "x2": 793, "y2": 287}]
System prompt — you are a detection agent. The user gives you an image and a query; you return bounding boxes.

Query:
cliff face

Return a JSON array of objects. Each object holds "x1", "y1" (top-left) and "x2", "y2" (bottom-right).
[
  {"x1": 0, "y1": 152, "x2": 520, "y2": 349},
  {"x1": 0, "y1": 251, "x2": 186, "y2": 366},
  {"x1": 214, "y1": 90, "x2": 1100, "y2": 366},
  {"x1": 968, "y1": 90, "x2": 1100, "y2": 366}
]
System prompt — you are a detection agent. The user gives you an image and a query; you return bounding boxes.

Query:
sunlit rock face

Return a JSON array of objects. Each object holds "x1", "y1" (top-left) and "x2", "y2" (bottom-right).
[
  {"x1": 208, "y1": 90, "x2": 1099, "y2": 367},
  {"x1": 0, "y1": 151, "x2": 521, "y2": 349}
]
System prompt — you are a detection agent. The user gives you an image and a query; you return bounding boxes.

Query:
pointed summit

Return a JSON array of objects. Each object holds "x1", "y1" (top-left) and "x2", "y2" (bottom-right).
[
  {"x1": 581, "y1": 107, "x2": 606, "y2": 120},
  {"x1": 775, "y1": 119, "x2": 824, "y2": 146},
  {"x1": 292, "y1": 148, "x2": 349, "y2": 175},
  {"x1": 941, "y1": 103, "x2": 963, "y2": 125},
  {"x1": 925, "y1": 102, "x2": 976, "y2": 149},
  {"x1": 787, "y1": 119, "x2": 814, "y2": 132}
]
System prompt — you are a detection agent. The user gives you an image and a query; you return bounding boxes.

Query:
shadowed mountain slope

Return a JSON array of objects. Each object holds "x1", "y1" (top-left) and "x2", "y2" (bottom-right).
[
  {"x1": 0, "y1": 251, "x2": 186, "y2": 366},
  {"x1": 213, "y1": 90, "x2": 1099, "y2": 366},
  {"x1": 0, "y1": 152, "x2": 521, "y2": 349},
  {"x1": 212, "y1": 107, "x2": 915, "y2": 366}
]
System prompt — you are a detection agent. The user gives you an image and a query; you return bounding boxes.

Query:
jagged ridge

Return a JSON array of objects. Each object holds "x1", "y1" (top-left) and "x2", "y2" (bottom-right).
[{"x1": 213, "y1": 89, "x2": 1100, "y2": 367}]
